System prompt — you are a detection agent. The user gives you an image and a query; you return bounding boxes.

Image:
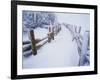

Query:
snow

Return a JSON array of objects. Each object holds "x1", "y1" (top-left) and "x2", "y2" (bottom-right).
[
  {"x1": 23, "y1": 25, "x2": 79, "y2": 68},
  {"x1": 34, "y1": 27, "x2": 48, "y2": 39},
  {"x1": 23, "y1": 31, "x2": 30, "y2": 42},
  {"x1": 56, "y1": 13, "x2": 90, "y2": 36}
]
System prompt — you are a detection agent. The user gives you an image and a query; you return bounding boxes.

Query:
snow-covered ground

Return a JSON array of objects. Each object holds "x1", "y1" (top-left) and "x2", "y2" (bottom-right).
[
  {"x1": 23, "y1": 25, "x2": 79, "y2": 68},
  {"x1": 34, "y1": 27, "x2": 48, "y2": 39}
]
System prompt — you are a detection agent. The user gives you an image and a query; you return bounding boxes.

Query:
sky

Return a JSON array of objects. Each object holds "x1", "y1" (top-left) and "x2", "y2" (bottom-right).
[{"x1": 55, "y1": 12, "x2": 90, "y2": 35}]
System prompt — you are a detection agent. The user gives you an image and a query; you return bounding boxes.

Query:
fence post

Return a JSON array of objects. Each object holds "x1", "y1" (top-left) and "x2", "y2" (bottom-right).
[
  {"x1": 51, "y1": 27, "x2": 54, "y2": 40},
  {"x1": 48, "y1": 27, "x2": 51, "y2": 43},
  {"x1": 30, "y1": 30, "x2": 37, "y2": 55},
  {"x1": 55, "y1": 26, "x2": 58, "y2": 35}
]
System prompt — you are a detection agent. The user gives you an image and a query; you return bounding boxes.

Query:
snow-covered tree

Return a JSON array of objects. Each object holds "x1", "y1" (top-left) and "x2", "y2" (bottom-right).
[{"x1": 22, "y1": 11, "x2": 57, "y2": 30}]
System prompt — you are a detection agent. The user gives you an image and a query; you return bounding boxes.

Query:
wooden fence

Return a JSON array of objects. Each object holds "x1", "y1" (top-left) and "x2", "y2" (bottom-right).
[{"x1": 29, "y1": 24, "x2": 61, "y2": 55}]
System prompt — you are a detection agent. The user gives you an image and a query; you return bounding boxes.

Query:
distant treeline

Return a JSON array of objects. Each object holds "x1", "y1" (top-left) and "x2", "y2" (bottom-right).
[{"x1": 22, "y1": 11, "x2": 57, "y2": 30}]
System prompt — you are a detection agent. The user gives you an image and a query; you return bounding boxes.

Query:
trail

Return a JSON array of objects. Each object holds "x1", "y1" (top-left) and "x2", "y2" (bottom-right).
[{"x1": 23, "y1": 25, "x2": 79, "y2": 68}]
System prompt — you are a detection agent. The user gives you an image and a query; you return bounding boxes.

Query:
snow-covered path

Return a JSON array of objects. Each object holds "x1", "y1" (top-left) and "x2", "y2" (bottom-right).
[{"x1": 23, "y1": 25, "x2": 79, "y2": 68}]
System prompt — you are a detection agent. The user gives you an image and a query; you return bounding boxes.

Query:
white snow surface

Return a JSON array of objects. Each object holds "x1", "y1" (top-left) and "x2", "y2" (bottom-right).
[
  {"x1": 23, "y1": 25, "x2": 80, "y2": 68},
  {"x1": 34, "y1": 27, "x2": 48, "y2": 39}
]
